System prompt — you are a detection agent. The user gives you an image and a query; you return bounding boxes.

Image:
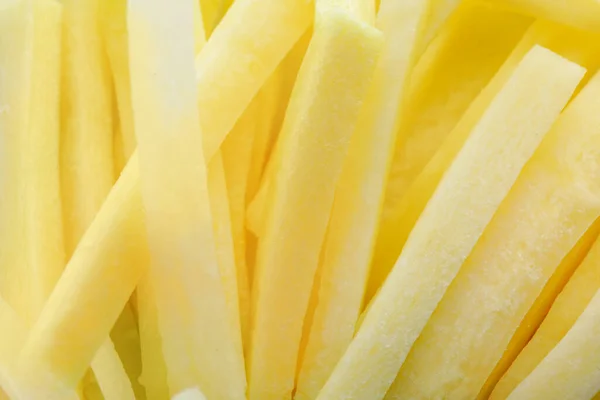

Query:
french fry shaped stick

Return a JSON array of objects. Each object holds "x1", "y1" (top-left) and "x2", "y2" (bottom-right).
[
  {"x1": 128, "y1": 0, "x2": 245, "y2": 397},
  {"x1": 248, "y1": 9, "x2": 383, "y2": 400},
  {"x1": 367, "y1": 19, "x2": 600, "y2": 303},
  {"x1": 386, "y1": 70, "x2": 600, "y2": 400},
  {"x1": 295, "y1": 0, "x2": 431, "y2": 397},
  {"x1": 60, "y1": 0, "x2": 115, "y2": 256},
  {"x1": 19, "y1": 160, "x2": 148, "y2": 389},
  {"x1": 317, "y1": 45, "x2": 585, "y2": 400}
]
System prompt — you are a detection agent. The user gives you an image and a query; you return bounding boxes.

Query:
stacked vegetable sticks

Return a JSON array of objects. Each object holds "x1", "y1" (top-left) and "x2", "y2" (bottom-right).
[
  {"x1": 294, "y1": 0, "x2": 431, "y2": 397},
  {"x1": 318, "y1": 46, "x2": 585, "y2": 399},
  {"x1": 4, "y1": 0, "x2": 600, "y2": 399},
  {"x1": 247, "y1": 1, "x2": 383, "y2": 398},
  {"x1": 16, "y1": 0, "x2": 312, "y2": 396},
  {"x1": 387, "y1": 66, "x2": 600, "y2": 400}
]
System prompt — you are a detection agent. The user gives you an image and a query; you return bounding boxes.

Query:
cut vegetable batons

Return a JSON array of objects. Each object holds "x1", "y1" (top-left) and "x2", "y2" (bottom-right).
[
  {"x1": 20, "y1": 0, "x2": 314, "y2": 390},
  {"x1": 294, "y1": 0, "x2": 432, "y2": 397},
  {"x1": 386, "y1": 68, "x2": 600, "y2": 400},
  {"x1": 195, "y1": 0, "x2": 313, "y2": 162},
  {"x1": 128, "y1": 0, "x2": 245, "y2": 397},
  {"x1": 0, "y1": 0, "x2": 64, "y2": 323},
  {"x1": 370, "y1": 5, "x2": 531, "y2": 299},
  {"x1": 491, "y1": 0, "x2": 600, "y2": 32},
  {"x1": 367, "y1": 19, "x2": 600, "y2": 303},
  {"x1": 60, "y1": 0, "x2": 115, "y2": 256},
  {"x1": 317, "y1": 46, "x2": 585, "y2": 400},
  {"x1": 18, "y1": 160, "x2": 149, "y2": 390},
  {"x1": 492, "y1": 223, "x2": 600, "y2": 396},
  {"x1": 101, "y1": 0, "x2": 136, "y2": 170},
  {"x1": 248, "y1": 5, "x2": 383, "y2": 399},
  {"x1": 506, "y1": 287, "x2": 600, "y2": 400}
]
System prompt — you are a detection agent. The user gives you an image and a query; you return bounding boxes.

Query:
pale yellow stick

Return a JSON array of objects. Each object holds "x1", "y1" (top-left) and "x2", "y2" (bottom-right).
[
  {"x1": 60, "y1": 0, "x2": 115, "y2": 256},
  {"x1": 366, "y1": 19, "x2": 600, "y2": 304},
  {"x1": 91, "y1": 341, "x2": 136, "y2": 400},
  {"x1": 19, "y1": 0, "x2": 313, "y2": 391},
  {"x1": 506, "y1": 288, "x2": 600, "y2": 400},
  {"x1": 493, "y1": 218, "x2": 600, "y2": 395},
  {"x1": 195, "y1": 0, "x2": 313, "y2": 162},
  {"x1": 248, "y1": 10, "x2": 383, "y2": 400},
  {"x1": 377, "y1": 4, "x2": 531, "y2": 275},
  {"x1": 19, "y1": 159, "x2": 149, "y2": 388},
  {"x1": 129, "y1": 0, "x2": 245, "y2": 397},
  {"x1": 295, "y1": 0, "x2": 431, "y2": 397},
  {"x1": 208, "y1": 153, "x2": 243, "y2": 358},
  {"x1": 316, "y1": 46, "x2": 585, "y2": 400},
  {"x1": 101, "y1": 0, "x2": 135, "y2": 169},
  {"x1": 386, "y1": 70, "x2": 600, "y2": 400}
]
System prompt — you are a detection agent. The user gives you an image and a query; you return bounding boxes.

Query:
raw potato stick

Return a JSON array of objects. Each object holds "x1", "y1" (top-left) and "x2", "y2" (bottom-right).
[
  {"x1": 60, "y1": 0, "x2": 115, "y2": 256},
  {"x1": 90, "y1": 341, "x2": 135, "y2": 400},
  {"x1": 491, "y1": 100, "x2": 600, "y2": 395},
  {"x1": 506, "y1": 288, "x2": 600, "y2": 400},
  {"x1": 387, "y1": 70, "x2": 600, "y2": 400},
  {"x1": 366, "y1": 19, "x2": 600, "y2": 303},
  {"x1": 19, "y1": 159, "x2": 149, "y2": 389},
  {"x1": 294, "y1": 0, "x2": 431, "y2": 397},
  {"x1": 248, "y1": 9, "x2": 383, "y2": 400},
  {"x1": 316, "y1": 46, "x2": 585, "y2": 400},
  {"x1": 128, "y1": 0, "x2": 245, "y2": 397},
  {"x1": 195, "y1": 0, "x2": 313, "y2": 162},
  {"x1": 17, "y1": 0, "x2": 315, "y2": 392}
]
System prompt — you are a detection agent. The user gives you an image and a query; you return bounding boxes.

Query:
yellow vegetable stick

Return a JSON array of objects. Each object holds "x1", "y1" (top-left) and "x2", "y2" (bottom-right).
[
  {"x1": 294, "y1": 0, "x2": 432, "y2": 398},
  {"x1": 172, "y1": 387, "x2": 208, "y2": 400},
  {"x1": 222, "y1": 99, "x2": 259, "y2": 349},
  {"x1": 248, "y1": 10, "x2": 383, "y2": 400},
  {"x1": 19, "y1": 0, "x2": 311, "y2": 391},
  {"x1": 195, "y1": 0, "x2": 313, "y2": 162},
  {"x1": 245, "y1": 31, "x2": 313, "y2": 236},
  {"x1": 375, "y1": 5, "x2": 531, "y2": 281},
  {"x1": 23, "y1": 0, "x2": 64, "y2": 321},
  {"x1": 1, "y1": 296, "x2": 80, "y2": 400},
  {"x1": 128, "y1": 0, "x2": 245, "y2": 397},
  {"x1": 316, "y1": 45, "x2": 585, "y2": 400},
  {"x1": 506, "y1": 288, "x2": 600, "y2": 400},
  {"x1": 91, "y1": 341, "x2": 136, "y2": 400},
  {"x1": 366, "y1": 20, "x2": 600, "y2": 303},
  {"x1": 492, "y1": 186, "x2": 600, "y2": 396},
  {"x1": 60, "y1": 0, "x2": 115, "y2": 256},
  {"x1": 19, "y1": 159, "x2": 149, "y2": 388},
  {"x1": 386, "y1": 70, "x2": 600, "y2": 400},
  {"x1": 101, "y1": 0, "x2": 135, "y2": 170},
  {"x1": 492, "y1": 0, "x2": 600, "y2": 32},
  {"x1": 208, "y1": 153, "x2": 243, "y2": 358},
  {"x1": 137, "y1": 273, "x2": 169, "y2": 400}
]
